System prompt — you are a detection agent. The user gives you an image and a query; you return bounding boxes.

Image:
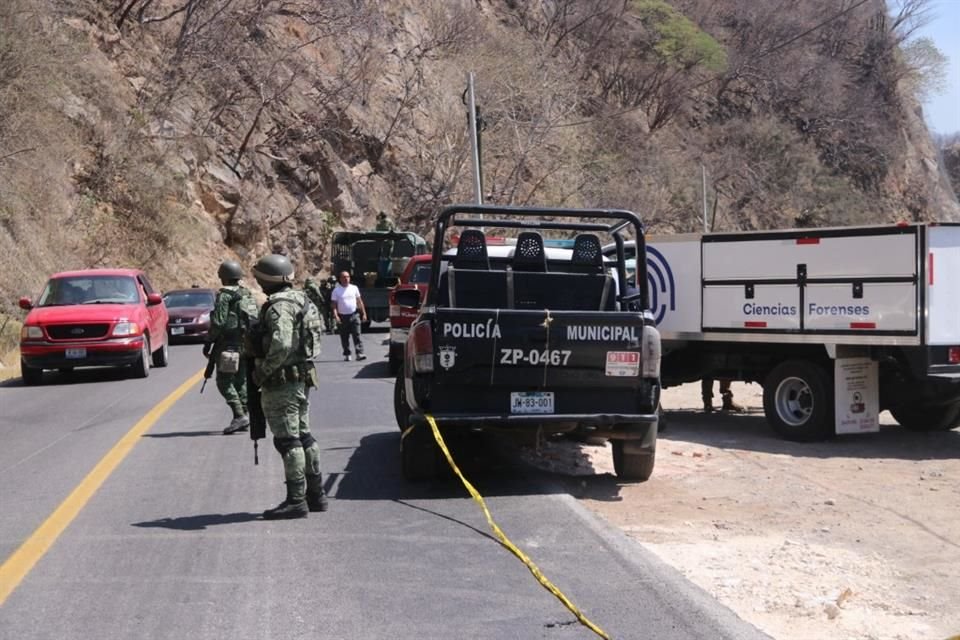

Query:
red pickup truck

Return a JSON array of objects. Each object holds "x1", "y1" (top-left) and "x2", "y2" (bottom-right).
[
  {"x1": 18, "y1": 268, "x2": 170, "y2": 384},
  {"x1": 387, "y1": 254, "x2": 432, "y2": 374}
]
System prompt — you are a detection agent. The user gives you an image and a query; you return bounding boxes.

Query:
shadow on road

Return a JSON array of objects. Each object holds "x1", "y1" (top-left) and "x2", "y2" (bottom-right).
[
  {"x1": 0, "y1": 367, "x2": 133, "y2": 388},
  {"x1": 131, "y1": 512, "x2": 262, "y2": 530},
  {"x1": 353, "y1": 360, "x2": 392, "y2": 379},
  {"x1": 660, "y1": 408, "x2": 960, "y2": 462},
  {"x1": 332, "y1": 431, "x2": 623, "y2": 502},
  {"x1": 142, "y1": 430, "x2": 223, "y2": 438}
]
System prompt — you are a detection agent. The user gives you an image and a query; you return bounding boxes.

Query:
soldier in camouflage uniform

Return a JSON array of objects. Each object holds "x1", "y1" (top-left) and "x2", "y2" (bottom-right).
[
  {"x1": 251, "y1": 254, "x2": 328, "y2": 520},
  {"x1": 304, "y1": 275, "x2": 336, "y2": 334},
  {"x1": 375, "y1": 211, "x2": 395, "y2": 232},
  {"x1": 204, "y1": 260, "x2": 258, "y2": 435}
]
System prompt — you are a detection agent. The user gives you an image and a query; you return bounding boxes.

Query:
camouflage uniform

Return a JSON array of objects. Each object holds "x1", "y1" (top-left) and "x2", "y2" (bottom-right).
[
  {"x1": 304, "y1": 277, "x2": 335, "y2": 334},
  {"x1": 375, "y1": 212, "x2": 395, "y2": 232},
  {"x1": 254, "y1": 287, "x2": 326, "y2": 517},
  {"x1": 208, "y1": 284, "x2": 255, "y2": 423}
]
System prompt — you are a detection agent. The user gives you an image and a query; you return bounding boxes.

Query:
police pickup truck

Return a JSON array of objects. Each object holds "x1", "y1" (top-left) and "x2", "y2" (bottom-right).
[{"x1": 393, "y1": 205, "x2": 661, "y2": 482}]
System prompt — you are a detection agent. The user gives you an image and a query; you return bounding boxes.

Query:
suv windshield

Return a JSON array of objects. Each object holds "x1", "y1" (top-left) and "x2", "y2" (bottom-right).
[
  {"x1": 38, "y1": 275, "x2": 140, "y2": 306},
  {"x1": 163, "y1": 291, "x2": 214, "y2": 308},
  {"x1": 409, "y1": 263, "x2": 432, "y2": 284}
]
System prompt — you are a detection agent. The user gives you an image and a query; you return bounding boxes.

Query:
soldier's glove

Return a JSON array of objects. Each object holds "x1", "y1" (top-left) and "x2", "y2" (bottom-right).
[{"x1": 202, "y1": 342, "x2": 213, "y2": 358}]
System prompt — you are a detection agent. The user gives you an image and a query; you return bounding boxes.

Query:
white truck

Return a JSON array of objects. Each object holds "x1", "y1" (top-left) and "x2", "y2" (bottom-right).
[{"x1": 617, "y1": 222, "x2": 960, "y2": 441}]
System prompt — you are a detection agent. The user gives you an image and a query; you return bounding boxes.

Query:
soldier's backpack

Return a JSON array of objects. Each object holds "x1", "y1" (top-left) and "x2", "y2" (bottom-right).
[
  {"x1": 263, "y1": 290, "x2": 323, "y2": 360},
  {"x1": 223, "y1": 286, "x2": 259, "y2": 334}
]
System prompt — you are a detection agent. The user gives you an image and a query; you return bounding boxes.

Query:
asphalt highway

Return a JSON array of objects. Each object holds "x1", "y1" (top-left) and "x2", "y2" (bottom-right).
[{"x1": 0, "y1": 330, "x2": 770, "y2": 640}]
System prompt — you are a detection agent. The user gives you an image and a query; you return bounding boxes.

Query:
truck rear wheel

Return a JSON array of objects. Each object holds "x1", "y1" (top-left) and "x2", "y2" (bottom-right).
[
  {"x1": 401, "y1": 423, "x2": 438, "y2": 481},
  {"x1": 890, "y1": 403, "x2": 960, "y2": 432},
  {"x1": 762, "y1": 360, "x2": 833, "y2": 441},
  {"x1": 394, "y1": 372, "x2": 411, "y2": 431},
  {"x1": 611, "y1": 438, "x2": 656, "y2": 482}
]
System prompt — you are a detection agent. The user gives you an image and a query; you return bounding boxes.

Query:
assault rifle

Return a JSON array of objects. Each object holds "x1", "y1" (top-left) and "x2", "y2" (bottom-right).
[
  {"x1": 200, "y1": 350, "x2": 215, "y2": 393},
  {"x1": 242, "y1": 315, "x2": 268, "y2": 465}
]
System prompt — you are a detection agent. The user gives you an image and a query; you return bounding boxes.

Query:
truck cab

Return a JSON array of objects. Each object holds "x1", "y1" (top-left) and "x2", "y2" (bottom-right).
[
  {"x1": 394, "y1": 205, "x2": 661, "y2": 481},
  {"x1": 330, "y1": 230, "x2": 429, "y2": 325}
]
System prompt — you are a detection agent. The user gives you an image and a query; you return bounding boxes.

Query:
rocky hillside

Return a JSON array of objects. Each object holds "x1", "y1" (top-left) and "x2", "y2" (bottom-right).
[{"x1": 0, "y1": 0, "x2": 957, "y2": 353}]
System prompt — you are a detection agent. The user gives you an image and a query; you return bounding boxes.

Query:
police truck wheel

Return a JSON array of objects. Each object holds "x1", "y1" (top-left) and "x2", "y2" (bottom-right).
[
  {"x1": 890, "y1": 402, "x2": 960, "y2": 432},
  {"x1": 394, "y1": 372, "x2": 411, "y2": 431},
  {"x1": 20, "y1": 360, "x2": 42, "y2": 386},
  {"x1": 132, "y1": 338, "x2": 151, "y2": 378},
  {"x1": 611, "y1": 438, "x2": 656, "y2": 482},
  {"x1": 762, "y1": 360, "x2": 833, "y2": 441},
  {"x1": 152, "y1": 338, "x2": 169, "y2": 368},
  {"x1": 400, "y1": 423, "x2": 437, "y2": 481}
]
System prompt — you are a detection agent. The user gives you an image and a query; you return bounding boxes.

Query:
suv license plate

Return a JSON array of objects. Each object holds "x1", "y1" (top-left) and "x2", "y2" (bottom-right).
[
  {"x1": 65, "y1": 348, "x2": 87, "y2": 359},
  {"x1": 510, "y1": 391, "x2": 554, "y2": 414}
]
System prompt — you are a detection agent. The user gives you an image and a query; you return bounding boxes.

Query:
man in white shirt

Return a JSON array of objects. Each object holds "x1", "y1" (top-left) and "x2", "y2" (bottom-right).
[{"x1": 331, "y1": 271, "x2": 367, "y2": 361}]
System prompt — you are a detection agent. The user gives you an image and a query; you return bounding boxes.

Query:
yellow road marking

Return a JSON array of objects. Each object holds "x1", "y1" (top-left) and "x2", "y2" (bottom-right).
[{"x1": 0, "y1": 370, "x2": 204, "y2": 605}]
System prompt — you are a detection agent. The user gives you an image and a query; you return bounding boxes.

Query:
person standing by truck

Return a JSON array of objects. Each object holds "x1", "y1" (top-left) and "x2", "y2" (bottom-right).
[
  {"x1": 331, "y1": 271, "x2": 367, "y2": 361},
  {"x1": 702, "y1": 378, "x2": 744, "y2": 413}
]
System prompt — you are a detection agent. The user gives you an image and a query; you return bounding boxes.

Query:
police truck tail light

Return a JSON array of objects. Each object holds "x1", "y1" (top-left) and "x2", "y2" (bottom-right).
[
  {"x1": 410, "y1": 321, "x2": 434, "y2": 373},
  {"x1": 949, "y1": 347, "x2": 960, "y2": 364},
  {"x1": 641, "y1": 325, "x2": 661, "y2": 378}
]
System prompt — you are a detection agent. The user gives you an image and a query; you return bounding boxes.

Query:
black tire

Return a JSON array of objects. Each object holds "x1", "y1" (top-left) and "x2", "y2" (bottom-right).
[
  {"x1": 394, "y1": 371, "x2": 411, "y2": 431},
  {"x1": 611, "y1": 438, "x2": 656, "y2": 482},
  {"x1": 890, "y1": 403, "x2": 960, "y2": 432},
  {"x1": 401, "y1": 423, "x2": 438, "y2": 481},
  {"x1": 762, "y1": 360, "x2": 834, "y2": 441},
  {"x1": 132, "y1": 337, "x2": 150, "y2": 379},
  {"x1": 20, "y1": 360, "x2": 42, "y2": 386},
  {"x1": 152, "y1": 337, "x2": 169, "y2": 367},
  {"x1": 388, "y1": 345, "x2": 403, "y2": 376}
]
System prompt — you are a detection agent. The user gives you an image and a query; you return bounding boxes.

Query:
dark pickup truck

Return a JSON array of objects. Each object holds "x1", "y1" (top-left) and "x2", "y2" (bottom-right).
[{"x1": 393, "y1": 205, "x2": 661, "y2": 481}]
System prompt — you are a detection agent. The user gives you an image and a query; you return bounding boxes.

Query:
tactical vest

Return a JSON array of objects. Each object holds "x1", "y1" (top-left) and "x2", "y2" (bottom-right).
[
  {"x1": 260, "y1": 290, "x2": 323, "y2": 360},
  {"x1": 219, "y1": 285, "x2": 259, "y2": 339}
]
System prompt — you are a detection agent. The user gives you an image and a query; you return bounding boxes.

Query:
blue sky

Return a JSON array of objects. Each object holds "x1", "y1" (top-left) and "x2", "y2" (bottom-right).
[{"x1": 916, "y1": 0, "x2": 960, "y2": 134}]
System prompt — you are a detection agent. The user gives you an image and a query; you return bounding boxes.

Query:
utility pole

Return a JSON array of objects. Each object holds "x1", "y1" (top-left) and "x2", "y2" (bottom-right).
[
  {"x1": 466, "y1": 72, "x2": 483, "y2": 205},
  {"x1": 701, "y1": 164, "x2": 708, "y2": 233}
]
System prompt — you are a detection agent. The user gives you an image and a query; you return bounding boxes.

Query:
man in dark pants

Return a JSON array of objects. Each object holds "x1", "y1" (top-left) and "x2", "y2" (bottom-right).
[
  {"x1": 331, "y1": 271, "x2": 367, "y2": 361},
  {"x1": 702, "y1": 378, "x2": 744, "y2": 413}
]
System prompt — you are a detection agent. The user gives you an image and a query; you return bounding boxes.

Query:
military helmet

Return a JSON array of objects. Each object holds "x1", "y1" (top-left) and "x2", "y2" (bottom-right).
[
  {"x1": 252, "y1": 254, "x2": 295, "y2": 285},
  {"x1": 217, "y1": 260, "x2": 244, "y2": 283},
  {"x1": 377, "y1": 211, "x2": 387, "y2": 219}
]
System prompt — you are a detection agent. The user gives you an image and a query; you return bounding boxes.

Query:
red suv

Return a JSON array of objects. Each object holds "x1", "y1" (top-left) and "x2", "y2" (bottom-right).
[
  {"x1": 388, "y1": 254, "x2": 432, "y2": 374},
  {"x1": 18, "y1": 268, "x2": 170, "y2": 384}
]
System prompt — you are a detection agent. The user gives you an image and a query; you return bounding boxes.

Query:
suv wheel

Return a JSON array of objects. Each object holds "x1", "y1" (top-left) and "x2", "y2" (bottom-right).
[
  {"x1": 132, "y1": 337, "x2": 151, "y2": 378},
  {"x1": 152, "y1": 338, "x2": 169, "y2": 367},
  {"x1": 21, "y1": 360, "x2": 42, "y2": 386}
]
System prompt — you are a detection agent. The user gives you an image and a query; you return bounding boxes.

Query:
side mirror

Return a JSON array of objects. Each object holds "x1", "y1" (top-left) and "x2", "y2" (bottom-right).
[
  {"x1": 146, "y1": 292, "x2": 164, "y2": 306},
  {"x1": 18, "y1": 296, "x2": 33, "y2": 311},
  {"x1": 395, "y1": 288, "x2": 421, "y2": 309}
]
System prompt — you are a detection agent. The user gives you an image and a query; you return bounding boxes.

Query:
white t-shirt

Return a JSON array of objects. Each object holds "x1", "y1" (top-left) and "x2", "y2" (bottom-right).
[{"x1": 331, "y1": 283, "x2": 362, "y2": 314}]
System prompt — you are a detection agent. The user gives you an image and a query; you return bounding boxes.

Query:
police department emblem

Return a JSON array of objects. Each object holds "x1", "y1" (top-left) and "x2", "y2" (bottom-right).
[{"x1": 438, "y1": 346, "x2": 457, "y2": 370}]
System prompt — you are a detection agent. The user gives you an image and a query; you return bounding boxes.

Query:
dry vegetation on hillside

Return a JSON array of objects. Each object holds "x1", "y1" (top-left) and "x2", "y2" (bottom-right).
[{"x1": 0, "y1": 0, "x2": 957, "y2": 359}]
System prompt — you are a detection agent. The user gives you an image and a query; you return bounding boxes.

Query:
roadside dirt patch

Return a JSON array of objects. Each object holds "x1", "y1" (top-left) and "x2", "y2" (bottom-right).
[{"x1": 522, "y1": 382, "x2": 960, "y2": 640}]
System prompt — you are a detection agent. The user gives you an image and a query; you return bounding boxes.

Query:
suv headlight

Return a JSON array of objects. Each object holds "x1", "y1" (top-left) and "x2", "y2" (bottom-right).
[
  {"x1": 198, "y1": 312, "x2": 210, "y2": 323},
  {"x1": 21, "y1": 326, "x2": 44, "y2": 340},
  {"x1": 112, "y1": 322, "x2": 140, "y2": 337}
]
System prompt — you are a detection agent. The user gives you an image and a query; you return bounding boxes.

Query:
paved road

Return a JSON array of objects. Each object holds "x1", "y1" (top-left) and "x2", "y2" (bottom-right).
[{"x1": 0, "y1": 329, "x2": 769, "y2": 639}]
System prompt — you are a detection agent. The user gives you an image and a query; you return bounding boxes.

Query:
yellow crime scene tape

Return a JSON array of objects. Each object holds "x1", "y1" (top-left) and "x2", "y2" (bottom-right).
[{"x1": 413, "y1": 414, "x2": 612, "y2": 640}]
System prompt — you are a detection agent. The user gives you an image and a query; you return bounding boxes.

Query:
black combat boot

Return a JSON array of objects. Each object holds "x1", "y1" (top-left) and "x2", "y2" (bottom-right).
[
  {"x1": 262, "y1": 480, "x2": 308, "y2": 520},
  {"x1": 306, "y1": 474, "x2": 329, "y2": 512}
]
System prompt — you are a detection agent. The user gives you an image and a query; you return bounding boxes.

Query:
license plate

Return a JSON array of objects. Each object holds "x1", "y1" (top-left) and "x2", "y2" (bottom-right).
[
  {"x1": 65, "y1": 348, "x2": 87, "y2": 359},
  {"x1": 510, "y1": 391, "x2": 554, "y2": 414},
  {"x1": 170, "y1": 327, "x2": 185, "y2": 335}
]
